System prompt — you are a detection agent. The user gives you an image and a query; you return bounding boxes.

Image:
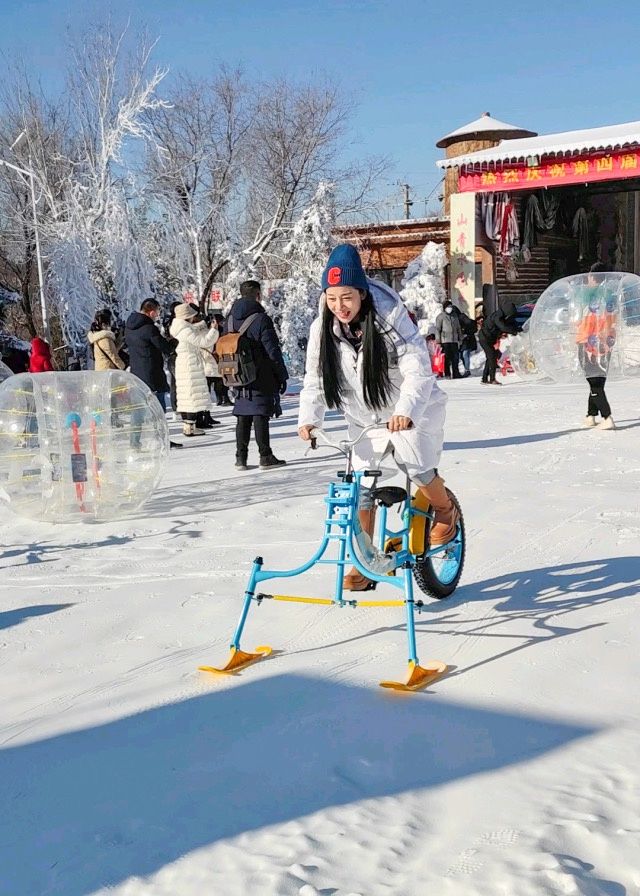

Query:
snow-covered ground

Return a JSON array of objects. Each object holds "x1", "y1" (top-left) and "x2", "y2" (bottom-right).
[{"x1": 1, "y1": 377, "x2": 639, "y2": 896}]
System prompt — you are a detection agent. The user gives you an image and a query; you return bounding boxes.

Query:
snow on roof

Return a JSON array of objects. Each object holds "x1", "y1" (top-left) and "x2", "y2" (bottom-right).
[
  {"x1": 436, "y1": 113, "x2": 536, "y2": 149},
  {"x1": 336, "y1": 216, "x2": 447, "y2": 231},
  {"x1": 437, "y1": 119, "x2": 640, "y2": 169}
]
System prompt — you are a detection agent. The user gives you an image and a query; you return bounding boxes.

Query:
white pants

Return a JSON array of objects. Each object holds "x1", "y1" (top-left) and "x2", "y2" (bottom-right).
[{"x1": 348, "y1": 398, "x2": 446, "y2": 507}]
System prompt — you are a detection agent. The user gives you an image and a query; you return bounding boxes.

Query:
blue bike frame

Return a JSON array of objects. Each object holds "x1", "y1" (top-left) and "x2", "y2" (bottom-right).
[{"x1": 229, "y1": 469, "x2": 443, "y2": 666}]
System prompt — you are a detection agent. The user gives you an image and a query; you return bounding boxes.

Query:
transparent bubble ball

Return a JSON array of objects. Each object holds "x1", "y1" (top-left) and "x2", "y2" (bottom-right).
[
  {"x1": 507, "y1": 319, "x2": 543, "y2": 380},
  {"x1": 0, "y1": 370, "x2": 169, "y2": 522},
  {"x1": 0, "y1": 360, "x2": 12, "y2": 384},
  {"x1": 529, "y1": 272, "x2": 640, "y2": 383}
]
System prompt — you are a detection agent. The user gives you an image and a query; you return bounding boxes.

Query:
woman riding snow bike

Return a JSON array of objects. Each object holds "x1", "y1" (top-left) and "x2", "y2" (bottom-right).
[{"x1": 298, "y1": 243, "x2": 460, "y2": 591}]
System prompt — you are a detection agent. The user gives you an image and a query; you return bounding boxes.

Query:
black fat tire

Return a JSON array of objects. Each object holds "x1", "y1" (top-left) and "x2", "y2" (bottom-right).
[{"x1": 413, "y1": 489, "x2": 465, "y2": 599}]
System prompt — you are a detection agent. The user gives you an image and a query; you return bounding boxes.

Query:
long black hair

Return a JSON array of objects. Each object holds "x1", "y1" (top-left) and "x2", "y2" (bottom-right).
[{"x1": 318, "y1": 289, "x2": 392, "y2": 411}]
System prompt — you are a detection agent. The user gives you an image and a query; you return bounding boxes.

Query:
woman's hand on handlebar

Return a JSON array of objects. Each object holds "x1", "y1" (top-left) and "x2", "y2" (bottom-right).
[
  {"x1": 298, "y1": 424, "x2": 316, "y2": 441},
  {"x1": 387, "y1": 415, "x2": 413, "y2": 432}
]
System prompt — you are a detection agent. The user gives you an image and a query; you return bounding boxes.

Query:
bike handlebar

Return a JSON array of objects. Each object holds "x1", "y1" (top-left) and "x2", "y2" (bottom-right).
[{"x1": 309, "y1": 423, "x2": 381, "y2": 455}]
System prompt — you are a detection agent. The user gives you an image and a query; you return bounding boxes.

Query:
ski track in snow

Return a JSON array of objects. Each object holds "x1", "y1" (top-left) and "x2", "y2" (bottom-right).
[{"x1": 1, "y1": 381, "x2": 639, "y2": 896}]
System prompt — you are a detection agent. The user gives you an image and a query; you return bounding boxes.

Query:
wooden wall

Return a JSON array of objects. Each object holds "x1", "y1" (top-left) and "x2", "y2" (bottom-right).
[
  {"x1": 443, "y1": 138, "x2": 498, "y2": 213},
  {"x1": 335, "y1": 219, "x2": 450, "y2": 271}
]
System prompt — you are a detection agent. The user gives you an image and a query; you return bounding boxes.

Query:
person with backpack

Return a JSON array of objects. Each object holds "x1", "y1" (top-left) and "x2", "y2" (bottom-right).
[
  {"x1": 88, "y1": 309, "x2": 126, "y2": 371},
  {"x1": 221, "y1": 280, "x2": 288, "y2": 470}
]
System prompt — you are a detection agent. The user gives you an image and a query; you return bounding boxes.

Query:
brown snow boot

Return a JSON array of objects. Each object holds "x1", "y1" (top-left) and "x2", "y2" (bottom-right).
[
  {"x1": 343, "y1": 507, "x2": 377, "y2": 591},
  {"x1": 419, "y1": 475, "x2": 459, "y2": 547}
]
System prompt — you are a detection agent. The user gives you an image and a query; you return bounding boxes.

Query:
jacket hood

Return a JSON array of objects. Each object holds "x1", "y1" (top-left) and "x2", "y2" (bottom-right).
[
  {"x1": 169, "y1": 318, "x2": 197, "y2": 338},
  {"x1": 87, "y1": 329, "x2": 114, "y2": 343},
  {"x1": 31, "y1": 337, "x2": 51, "y2": 358},
  {"x1": 230, "y1": 298, "x2": 264, "y2": 322},
  {"x1": 126, "y1": 311, "x2": 156, "y2": 331}
]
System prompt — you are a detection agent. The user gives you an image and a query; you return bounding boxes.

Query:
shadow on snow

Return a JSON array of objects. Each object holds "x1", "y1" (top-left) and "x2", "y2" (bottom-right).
[
  {"x1": 288, "y1": 557, "x2": 640, "y2": 681},
  {"x1": 0, "y1": 603, "x2": 73, "y2": 631},
  {"x1": 0, "y1": 673, "x2": 597, "y2": 896}
]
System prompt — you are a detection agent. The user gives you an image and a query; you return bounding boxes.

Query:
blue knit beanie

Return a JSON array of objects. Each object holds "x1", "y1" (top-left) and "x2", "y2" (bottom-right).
[{"x1": 321, "y1": 244, "x2": 368, "y2": 292}]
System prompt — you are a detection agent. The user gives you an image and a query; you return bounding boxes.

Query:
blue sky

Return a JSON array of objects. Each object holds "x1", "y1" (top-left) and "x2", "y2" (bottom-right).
[{"x1": 2, "y1": 0, "x2": 640, "y2": 218}]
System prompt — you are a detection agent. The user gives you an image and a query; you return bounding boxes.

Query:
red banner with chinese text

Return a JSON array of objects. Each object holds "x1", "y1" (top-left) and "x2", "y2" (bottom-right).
[{"x1": 459, "y1": 150, "x2": 640, "y2": 193}]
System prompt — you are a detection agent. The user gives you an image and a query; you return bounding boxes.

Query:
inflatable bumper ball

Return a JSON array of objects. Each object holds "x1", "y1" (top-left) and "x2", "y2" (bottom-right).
[
  {"x1": 0, "y1": 370, "x2": 169, "y2": 522},
  {"x1": 529, "y1": 272, "x2": 640, "y2": 383}
]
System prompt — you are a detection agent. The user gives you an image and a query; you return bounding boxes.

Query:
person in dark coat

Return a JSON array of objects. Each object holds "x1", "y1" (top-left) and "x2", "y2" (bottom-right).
[
  {"x1": 125, "y1": 298, "x2": 176, "y2": 404},
  {"x1": 211, "y1": 313, "x2": 232, "y2": 406},
  {"x1": 478, "y1": 300, "x2": 520, "y2": 385},
  {"x1": 225, "y1": 280, "x2": 288, "y2": 470},
  {"x1": 125, "y1": 297, "x2": 181, "y2": 448},
  {"x1": 456, "y1": 309, "x2": 478, "y2": 378}
]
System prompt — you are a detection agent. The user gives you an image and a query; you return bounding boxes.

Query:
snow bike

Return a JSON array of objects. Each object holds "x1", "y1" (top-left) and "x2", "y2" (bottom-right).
[{"x1": 200, "y1": 424, "x2": 465, "y2": 691}]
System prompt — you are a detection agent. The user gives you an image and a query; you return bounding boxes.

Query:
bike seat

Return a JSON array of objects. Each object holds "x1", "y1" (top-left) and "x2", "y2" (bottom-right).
[{"x1": 372, "y1": 486, "x2": 408, "y2": 507}]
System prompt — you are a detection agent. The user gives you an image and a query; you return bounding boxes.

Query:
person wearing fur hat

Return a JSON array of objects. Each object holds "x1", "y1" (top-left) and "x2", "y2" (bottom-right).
[
  {"x1": 88, "y1": 309, "x2": 126, "y2": 371},
  {"x1": 298, "y1": 243, "x2": 456, "y2": 592},
  {"x1": 169, "y1": 303, "x2": 220, "y2": 436}
]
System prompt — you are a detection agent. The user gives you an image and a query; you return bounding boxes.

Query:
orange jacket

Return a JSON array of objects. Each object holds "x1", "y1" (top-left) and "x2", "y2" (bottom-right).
[{"x1": 575, "y1": 311, "x2": 616, "y2": 352}]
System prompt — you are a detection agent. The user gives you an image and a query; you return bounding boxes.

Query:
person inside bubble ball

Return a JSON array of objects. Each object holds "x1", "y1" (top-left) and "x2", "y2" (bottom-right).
[{"x1": 577, "y1": 261, "x2": 617, "y2": 431}]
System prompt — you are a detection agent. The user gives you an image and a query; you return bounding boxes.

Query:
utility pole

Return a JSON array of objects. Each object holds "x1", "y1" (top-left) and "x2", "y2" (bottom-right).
[{"x1": 402, "y1": 183, "x2": 414, "y2": 219}]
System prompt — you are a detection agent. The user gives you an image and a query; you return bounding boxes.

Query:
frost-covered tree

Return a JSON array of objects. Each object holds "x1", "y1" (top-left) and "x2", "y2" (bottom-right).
[
  {"x1": 400, "y1": 242, "x2": 447, "y2": 334},
  {"x1": 3, "y1": 22, "x2": 167, "y2": 346},
  {"x1": 276, "y1": 182, "x2": 334, "y2": 374}
]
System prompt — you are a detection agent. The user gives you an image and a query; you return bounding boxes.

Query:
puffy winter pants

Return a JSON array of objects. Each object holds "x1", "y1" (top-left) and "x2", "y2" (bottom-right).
[
  {"x1": 586, "y1": 376, "x2": 611, "y2": 419},
  {"x1": 442, "y1": 343, "x2": 460, "y2": 378},
  {"x1": 236, "y1": 414, "x2": 271, "y2": 460},
  {"x1": 479, "y1": 333, "x2": 498, "y2": 383}
]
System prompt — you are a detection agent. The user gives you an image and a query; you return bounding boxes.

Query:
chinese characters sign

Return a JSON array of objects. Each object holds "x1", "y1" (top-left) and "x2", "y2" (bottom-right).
[
  {"x1": 459, "y1": 150, "x2": 640, "y2": 193},
  {"x1": 449, "y1": 192, "x2": 476, "y2": 317}
]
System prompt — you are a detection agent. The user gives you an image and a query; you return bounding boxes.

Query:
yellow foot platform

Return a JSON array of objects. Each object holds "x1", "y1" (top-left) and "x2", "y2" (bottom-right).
[
  {"x1": 380, "y1": 660, "x2": 447, "y2": 692},
  {"x1": 199, "y1": 645, "x2": 272, "y2": 675}
]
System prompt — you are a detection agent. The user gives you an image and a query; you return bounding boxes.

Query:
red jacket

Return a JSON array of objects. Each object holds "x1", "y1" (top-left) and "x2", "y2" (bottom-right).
[{"x1": 29, "y1": 337, "x2": 54, "y2": 373}]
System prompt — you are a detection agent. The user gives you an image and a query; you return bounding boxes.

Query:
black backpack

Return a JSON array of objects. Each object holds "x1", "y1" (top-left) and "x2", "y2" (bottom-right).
[{"x1": 214, "y1": 313, "x2": 260, "y2": 387}]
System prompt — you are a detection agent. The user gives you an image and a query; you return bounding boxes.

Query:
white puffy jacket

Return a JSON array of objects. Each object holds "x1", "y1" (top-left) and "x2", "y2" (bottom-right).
[
  {"x1": 169, "y1": 318, "x2": 218, "y2": 413},
  {"x1": 299, "y1": 279, "x2": 444, "y2": 431}
]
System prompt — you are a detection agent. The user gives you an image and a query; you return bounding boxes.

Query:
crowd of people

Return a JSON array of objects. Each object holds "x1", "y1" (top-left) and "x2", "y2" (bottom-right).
[
  {"x1": 1, "y1": 254, "x2": 618, "y2": 479},
  {"x1": 117, "y1": 282, "x2": 289, "y2": 464}
]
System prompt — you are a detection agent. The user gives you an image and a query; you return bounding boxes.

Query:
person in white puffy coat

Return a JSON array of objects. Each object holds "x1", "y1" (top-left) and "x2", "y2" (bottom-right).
[
  {"x1": 169, "y1": 303, "x2": 219, "y2": 436},
  {"x1": 298, "y1": 243, "x2": 458, "y2": 591}
]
